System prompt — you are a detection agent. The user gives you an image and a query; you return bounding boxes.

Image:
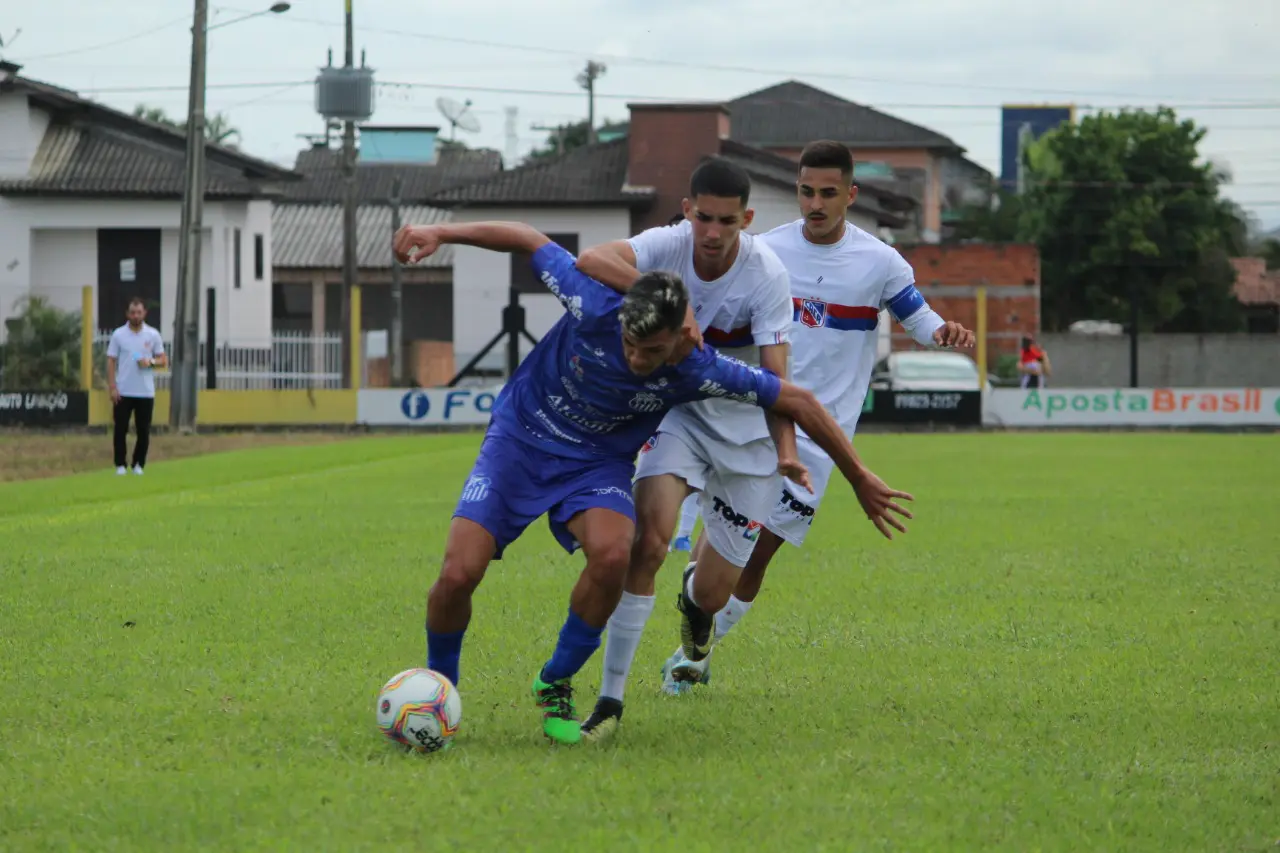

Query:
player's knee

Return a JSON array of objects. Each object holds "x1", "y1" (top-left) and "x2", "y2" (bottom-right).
[
  {"x1": 431, "y1": 553, "x2": 486, "y2": 603},
  {"x1": 586, "y1": 540, "x2": 631, "y2": 587},
  {"x1": 630, "y1": 521, "x2": 668, "y2": 574}
]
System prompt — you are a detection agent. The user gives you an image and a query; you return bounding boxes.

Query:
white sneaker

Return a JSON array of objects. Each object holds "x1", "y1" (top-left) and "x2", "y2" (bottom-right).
[
  {"x1": 660, "y1": 646, "x2": 712, "y2": 696},
  {"x1": 132, "y1": 465, "x2": 144, "y2": 475},
  {"x1": 116, "y1": 466, "x2": 127, "y2": 475}
]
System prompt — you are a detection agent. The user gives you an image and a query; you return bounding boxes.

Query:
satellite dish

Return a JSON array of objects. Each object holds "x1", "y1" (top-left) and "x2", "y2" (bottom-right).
[{"x1": 437, "y1": 96, "x2": 482, "y2": 140}]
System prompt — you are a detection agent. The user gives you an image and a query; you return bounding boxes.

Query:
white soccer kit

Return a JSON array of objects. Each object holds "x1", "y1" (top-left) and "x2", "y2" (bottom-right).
[
  {"x1": 758, "y1": 220, "x2": 945, "y2": 545},
  {"x1": 628, "y1": 219, "x2": 793, "y2": 567}
]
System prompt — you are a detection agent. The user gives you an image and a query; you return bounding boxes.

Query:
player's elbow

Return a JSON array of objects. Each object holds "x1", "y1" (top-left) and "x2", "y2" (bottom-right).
[
  {"x1": 771, "y1": 383, "x2": 820, "y2": 424},
  {"x1": 577, "y1": 241, "x2": 634, "y2": 270}
]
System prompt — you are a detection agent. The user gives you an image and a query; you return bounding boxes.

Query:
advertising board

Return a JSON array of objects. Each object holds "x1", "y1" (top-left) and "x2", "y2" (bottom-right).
[
  {"x1": 0, "y1": 391, "x2": 90, "y2": 426},
  {"x1": 984, "y1": 388, "x2": 1280, "y2": 427},
  {"x1": 357, "y1": 387, "x2": 502, "y2": 427}
]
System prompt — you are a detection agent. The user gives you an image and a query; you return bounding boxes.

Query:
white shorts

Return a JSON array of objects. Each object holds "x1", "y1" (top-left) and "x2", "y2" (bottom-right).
[
  {"x1": 634, "y1": 430, "x2": 778, "y2": 568},
  {"x1": 764, "y1": 436, "x2": 837, "y2": 547}
]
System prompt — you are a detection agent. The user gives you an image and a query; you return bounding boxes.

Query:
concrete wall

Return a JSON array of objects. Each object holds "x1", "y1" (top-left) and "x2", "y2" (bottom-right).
[
  {"x1": 1037, "y1": 333, "x2": 1280, "y2": 387},
  {"x1": 0, "y1": 197, "x2": 271, "y2": 346}
]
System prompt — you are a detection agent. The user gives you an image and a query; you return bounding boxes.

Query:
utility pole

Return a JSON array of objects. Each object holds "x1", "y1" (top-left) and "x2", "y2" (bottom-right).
[
  {"x1": 576, "y1": 60, "x2": 606, "y2": 145},
  {"x1": 340, "y1": 0, "x2": 358, "y2": 387},
  {"x1": 531, "y1": 123, "x2": 565, "y2": 156},
  {"x1": 389, "y1": 176, "x2": 404, "y2": 386},
  {"x1": 172, "y1": 0, "x2": 209, "y2": 431}
]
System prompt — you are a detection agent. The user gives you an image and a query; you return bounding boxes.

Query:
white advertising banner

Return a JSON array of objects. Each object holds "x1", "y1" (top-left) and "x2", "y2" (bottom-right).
[
  {"x1": 357, "y1": 387, "x2": 503, "y2": 426},
  {"x1": 984, "y1": 388, "x2": 1280, "y2": 427}
]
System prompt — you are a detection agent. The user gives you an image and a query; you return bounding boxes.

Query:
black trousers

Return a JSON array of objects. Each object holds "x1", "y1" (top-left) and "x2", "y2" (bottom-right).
[{"x1": 114, "y1": 396, "x2": 155, "y2": 468}]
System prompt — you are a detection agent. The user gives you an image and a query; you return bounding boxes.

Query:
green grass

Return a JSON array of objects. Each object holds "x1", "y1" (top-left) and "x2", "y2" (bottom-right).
[{"x1": 1, "y1": 432, "x2": 1278, "y2": 851}]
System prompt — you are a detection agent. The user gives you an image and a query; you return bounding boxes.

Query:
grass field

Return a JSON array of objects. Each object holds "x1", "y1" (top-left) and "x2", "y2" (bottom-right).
[{"x1": 1, "y1": 432, "x2": 1277, "y2": 851}]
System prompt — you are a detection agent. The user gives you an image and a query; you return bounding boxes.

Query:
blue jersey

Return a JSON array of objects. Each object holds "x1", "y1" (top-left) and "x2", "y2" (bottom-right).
[{"x1": 488, "y1": 242, "x2": 783, "y2": 462}]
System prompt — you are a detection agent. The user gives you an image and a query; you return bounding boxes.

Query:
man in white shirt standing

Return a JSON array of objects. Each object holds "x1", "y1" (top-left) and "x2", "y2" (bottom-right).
[
  {"x1": 659, "y1": 140, "x2": 975, "y2": 694},
  {"x1": 574, "y1": 157, "x2": 910, "y2": 740},
  {"x1": 106, "y1": 297, "x2": 167, "y2": 475}
]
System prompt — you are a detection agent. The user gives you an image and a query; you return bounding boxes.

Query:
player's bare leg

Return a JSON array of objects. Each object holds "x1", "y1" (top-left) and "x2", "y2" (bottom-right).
[
  {"x1": 425, "y1": 518, "x2": 497, "y2": 687},
  {"x1": 533, "y1": 508, "x2": 634, "y2": 745},
  {"x1": 582, "y1": 473, "x2": 690, "y2": 742}
]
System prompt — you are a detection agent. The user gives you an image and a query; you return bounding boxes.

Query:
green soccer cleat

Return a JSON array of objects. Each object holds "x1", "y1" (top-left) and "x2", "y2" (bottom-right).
[{"x1": 532, "y1": 674, "x2": 581, "y2": 745}]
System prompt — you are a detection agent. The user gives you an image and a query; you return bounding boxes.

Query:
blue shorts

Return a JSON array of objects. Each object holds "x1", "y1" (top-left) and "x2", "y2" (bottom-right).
[{"x1": 452, "y1": 427, "x2": 637, "y2": 559}]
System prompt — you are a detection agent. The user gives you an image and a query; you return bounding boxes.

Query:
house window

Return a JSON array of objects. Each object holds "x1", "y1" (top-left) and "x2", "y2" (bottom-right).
[
  {"x1": 233, "y1": 228, "x2": 242, "y2": 289},
  {"x1": 254, "y1": 234, "x2": 265, "y2": 280},
  {"x1": 510, "y1": 233, "x2": 579, "y2": 294}
]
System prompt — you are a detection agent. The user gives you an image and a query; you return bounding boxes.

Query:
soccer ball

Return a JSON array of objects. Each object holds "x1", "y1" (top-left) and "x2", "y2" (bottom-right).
[{"x1": 376, "y1": 668, "x2": 462, "y2": 753}]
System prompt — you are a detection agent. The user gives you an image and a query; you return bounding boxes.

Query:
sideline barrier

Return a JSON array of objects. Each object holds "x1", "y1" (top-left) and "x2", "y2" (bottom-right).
[
  {"x1": 87, "y1": 390, "x2": 357, "y2": 426},
  {"x1": 0, "y1": 391, "x2": 90, "y2": 426},
  {"x1": 357, "y1": 387, "x2": 501, "y2": 427},
  {"x1": 984, "y1": 387, "x2": 1280, "y2": 427},
  {"x1": 860, "y1": 389, "x2": 982, "y2": 426}
]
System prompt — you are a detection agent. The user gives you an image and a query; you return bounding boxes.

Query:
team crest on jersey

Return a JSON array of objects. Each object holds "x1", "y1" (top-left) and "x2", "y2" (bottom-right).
[
  {"x1": 800, "y1": 299, "x2": 828, "y2": 329},
  {"x1": 640, "y1": 434, "x2": 659, "y2": 454},
  {"x1": 628, "y1": 391, "x2": 663, "y2": 413},
  {"x1": 569, "y1": 354, "x2": 585, "y2": 381}
]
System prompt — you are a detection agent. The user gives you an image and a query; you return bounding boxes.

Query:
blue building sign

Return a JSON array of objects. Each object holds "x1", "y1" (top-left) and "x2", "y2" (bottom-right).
[{"x1": 1000, "y1": 105, "x2": 1074, "y2": 192}]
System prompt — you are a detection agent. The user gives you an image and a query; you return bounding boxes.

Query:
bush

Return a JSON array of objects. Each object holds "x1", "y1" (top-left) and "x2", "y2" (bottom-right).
[{"x1": 1, "y1": 296, "x2": 83, "y2": 391}]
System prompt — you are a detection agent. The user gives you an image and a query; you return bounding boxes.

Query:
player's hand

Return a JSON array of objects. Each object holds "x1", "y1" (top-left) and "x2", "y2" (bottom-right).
[
  {"x1": 777, "y1": 457, "x2": 812, "y2": 493},
  {"x1": 852, "y1": 469, "x2": 914, "y2": 540},
  {"x1": 393, "y1": 225, "x2": 443, "y2": 264},
  {"x1": 933, "y1": 322, "x2": 975, "y2": 348},
  {"x1": 137, "y1": 357, "x2": 152, "y2": 368},
  {"x1": 109, "y1": 386, "x2": 121, "y2": 404}
]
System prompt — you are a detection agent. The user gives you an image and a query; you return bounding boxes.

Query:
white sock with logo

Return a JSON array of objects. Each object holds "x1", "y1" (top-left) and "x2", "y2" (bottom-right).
[
  {"x1": 600, "y1": 592, "x2": 656, "y2": 702},
  {"x1": 714, "y1": 595, "x2": 753, "y2": 642}
]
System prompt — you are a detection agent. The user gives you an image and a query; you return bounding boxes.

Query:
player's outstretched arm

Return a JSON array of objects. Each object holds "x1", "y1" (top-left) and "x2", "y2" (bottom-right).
[
  {"x1": 393, "y1": 221, "x2": 549, "y2": 263},
  {"x1": 767, "y1": 380, "x2": 914, "y2": 540},
  {"x1": 575, "y1": 240, "x2": 640, "y2": 291}
]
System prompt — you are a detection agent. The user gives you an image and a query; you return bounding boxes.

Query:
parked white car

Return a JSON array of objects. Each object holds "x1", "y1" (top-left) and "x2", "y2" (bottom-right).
[{"x1": 869, "y1": 351, "x2": 992, "y2": 393}]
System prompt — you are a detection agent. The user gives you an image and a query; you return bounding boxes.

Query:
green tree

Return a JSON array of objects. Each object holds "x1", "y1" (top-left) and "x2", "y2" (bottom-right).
[
  {"x1": 948, "y1": 188, "x2": 1023, "y2": 242},
  {"x1": 0, "y1": 296, "x2": 83, "y2": 391},
  {"x1": 1017, "y1": 108, "x2": 1246, "y2": 333},
  {"x1": 132, "y1": 103, "x2": 241, "y2": 147},
  {"x1": 525, "y1": 119, "x2": 628, "y2": 162},
  {"x1": 1258, "y1": 238, "x2": 1280, "y2": 270}
]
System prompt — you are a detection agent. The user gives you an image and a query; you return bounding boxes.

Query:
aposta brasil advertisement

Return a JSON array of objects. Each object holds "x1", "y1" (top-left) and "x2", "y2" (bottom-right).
[{"x1": 985, "y1": 387, "x2": 1280, "y2": 426}]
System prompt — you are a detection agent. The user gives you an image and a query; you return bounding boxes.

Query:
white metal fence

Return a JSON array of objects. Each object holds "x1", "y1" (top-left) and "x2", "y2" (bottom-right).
[{"x1": 93, "y1": 330, "x2": 344, "y2": 390}]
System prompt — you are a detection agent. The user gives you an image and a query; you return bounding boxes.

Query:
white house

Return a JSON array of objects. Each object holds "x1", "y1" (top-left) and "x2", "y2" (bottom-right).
[
  {"x1": 426, "y1": 102, "x2": 917, "y2": 374},
  {"x1": 0, "y1": 60, "x2": 298, "y2": 347}
]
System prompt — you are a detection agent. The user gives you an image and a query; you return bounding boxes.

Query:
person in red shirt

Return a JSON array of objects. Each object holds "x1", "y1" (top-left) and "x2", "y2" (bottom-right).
[{"x1": 1018, "y1": 334, "x2": 1051, "y2": 388}]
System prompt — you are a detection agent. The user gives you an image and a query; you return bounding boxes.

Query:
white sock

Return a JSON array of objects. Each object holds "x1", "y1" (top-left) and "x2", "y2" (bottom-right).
[
  {"x1": 675, "y1": 493, "x2": 700, "y2": 539},
  {"x1": 684, "y1": 564, "x2": 699, "y2": 607},
  {"x1": 714, "y1": 595, "x2": 753, "y2": 642},
  {"x1": 600, "y1": 592, "x2": 656, "y2": 702}
]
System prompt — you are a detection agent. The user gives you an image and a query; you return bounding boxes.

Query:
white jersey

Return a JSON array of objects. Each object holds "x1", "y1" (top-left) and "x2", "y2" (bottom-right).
[
  {"x1": 760, "y1": 219, "x2": 943, "y2": 440},
  {"x1": 106, "y1": 322, "x2": 165, "y2": 399},
  {"x1": 628, "y1": 219, "x2": 792, "y2": 459}
]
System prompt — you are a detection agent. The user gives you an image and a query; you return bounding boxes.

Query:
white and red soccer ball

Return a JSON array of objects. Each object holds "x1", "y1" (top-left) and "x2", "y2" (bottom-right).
[{"x1": 375, "y1": 668, "x2": 462, "y2": 753}]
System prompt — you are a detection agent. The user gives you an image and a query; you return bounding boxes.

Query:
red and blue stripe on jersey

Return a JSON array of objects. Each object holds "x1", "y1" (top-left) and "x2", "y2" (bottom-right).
[{"x1": 791, "y1": 285, "x2": 926, "y2": 331}]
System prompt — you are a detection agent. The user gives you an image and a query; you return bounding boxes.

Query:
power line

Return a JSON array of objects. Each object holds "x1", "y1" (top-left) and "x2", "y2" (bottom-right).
[
  {"x1": 209, "y1": 5, "x2": 1279, "y2": 104},
  {"x1": 10, "y1": 15, "x2": 190, "y2": 62},
  {"x1": 71, "y1": 78, "x2": 1280, "y2": 113}
]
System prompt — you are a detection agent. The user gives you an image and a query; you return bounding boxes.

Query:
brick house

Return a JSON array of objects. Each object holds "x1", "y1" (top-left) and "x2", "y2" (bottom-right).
[{"x1": 724, "y1": 81, "x2": 994, "y2": 243}]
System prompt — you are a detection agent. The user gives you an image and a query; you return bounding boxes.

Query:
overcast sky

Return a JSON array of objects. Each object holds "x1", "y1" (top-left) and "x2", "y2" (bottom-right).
[{"x1": 6, "y1": 0, "x2": 1279, "y2": 227}]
